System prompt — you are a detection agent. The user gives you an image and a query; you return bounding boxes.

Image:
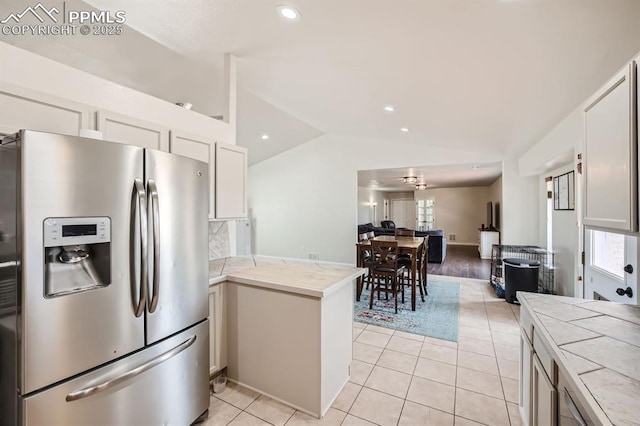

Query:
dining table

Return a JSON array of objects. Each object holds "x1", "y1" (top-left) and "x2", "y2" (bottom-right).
[{"x1": 355, "y1": 235, "x2": 427, "y2": 311}]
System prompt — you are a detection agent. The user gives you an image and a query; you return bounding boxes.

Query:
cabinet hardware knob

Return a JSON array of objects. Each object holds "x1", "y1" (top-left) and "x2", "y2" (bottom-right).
[{"x1": 624, "y1": 264, "x2": 634, "y2": 274}]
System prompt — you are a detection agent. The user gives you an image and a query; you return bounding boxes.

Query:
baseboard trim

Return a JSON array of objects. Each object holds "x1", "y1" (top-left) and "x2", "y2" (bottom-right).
[{"x1": 446, "y1": 242, "x2": 479, "y2": 247}]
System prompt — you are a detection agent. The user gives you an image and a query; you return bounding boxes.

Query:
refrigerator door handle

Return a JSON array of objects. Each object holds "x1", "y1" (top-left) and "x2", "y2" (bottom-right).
[
  {"x1": 147, "y1": 179, "x2": 160, "y2": 313},
  {"x1": 132, "y1": 178, "x2": 148, "y2": 317},
  {"x1": 65, "y1": 335, "x2": 197, "y2": 402}
]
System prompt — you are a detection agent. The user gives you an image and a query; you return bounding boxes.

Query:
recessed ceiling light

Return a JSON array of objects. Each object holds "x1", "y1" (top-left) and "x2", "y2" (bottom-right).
[
  {"x1": 277, "y1": 5, "x2": 301, "y2": 21},
  {"x1": 400, "y1": 127, "x2": 410, "y2": 132},
  {"x1": 261, "y1": 134, "x2": 269, "y2": 140},
  {"x1": 383, "y1": 105, "x2": 395, "y2": 112}
]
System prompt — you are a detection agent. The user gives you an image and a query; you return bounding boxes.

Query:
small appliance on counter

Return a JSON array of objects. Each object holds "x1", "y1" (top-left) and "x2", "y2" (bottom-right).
[{"x1": 0, "y1": 130, "x2": 210, "y2": 426}]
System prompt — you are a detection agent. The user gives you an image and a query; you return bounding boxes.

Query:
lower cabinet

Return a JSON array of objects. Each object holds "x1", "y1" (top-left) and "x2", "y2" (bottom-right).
[
  {"x1": 520, "y1": 332, "x2": 533, "y2": 426},
  {"x1": 208, "y1": 282, "x2": 227, "y2": 376},
  {"x1": 478, "y1": 231, "x2": 499, "y2": 259},
  {"x1": 531, "y1": 354, "x2": 557, "y2": 426}
]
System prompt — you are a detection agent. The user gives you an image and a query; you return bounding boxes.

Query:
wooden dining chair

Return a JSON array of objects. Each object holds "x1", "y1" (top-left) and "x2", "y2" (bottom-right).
[
  {"x1": 370, "y1": 240, "x2": 406, "y2": 313},
  {"x1": 394, "y1": 228, "x2": 415, "y2": 237}
]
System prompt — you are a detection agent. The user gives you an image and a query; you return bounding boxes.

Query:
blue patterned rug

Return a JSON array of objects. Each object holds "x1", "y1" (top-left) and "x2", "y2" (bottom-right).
[{"x1": 354, "y1": 280, "x2": 460, "y2": 342}]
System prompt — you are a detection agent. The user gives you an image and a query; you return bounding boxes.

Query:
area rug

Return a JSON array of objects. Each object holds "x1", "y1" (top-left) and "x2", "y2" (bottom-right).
[{"x1": 354, "y1": 280, "x2": 460, "y2": 342}]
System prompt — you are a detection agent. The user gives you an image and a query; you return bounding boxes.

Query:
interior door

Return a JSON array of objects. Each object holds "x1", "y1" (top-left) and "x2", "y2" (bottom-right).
[
  {"x1": 20, "y1": 131, "x2": 145, "y2": 394},
  {"x1": 584, "y1": 228, "x2": 638, "y2": 304},
  {"x1": 145, "y1": 150, "x2": 209, "y2": 344}
]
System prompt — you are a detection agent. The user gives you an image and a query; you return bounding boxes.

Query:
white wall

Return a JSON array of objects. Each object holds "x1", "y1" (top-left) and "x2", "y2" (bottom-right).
[
  {"x1": 488, "y1": 176, "x2": 502, "y2": 230},
  {"x1": 248, "y1": 133, "x2": 538, "y2": 264},
  {"x1": 413, "y1": 186, "x2": 490, "y2": 245},
  {"x1": 501, "y1": 156, "x2": 539, "y2": 245},
  {"x1": 357, "y1": 187, "x2": 385, "y2": 226}
]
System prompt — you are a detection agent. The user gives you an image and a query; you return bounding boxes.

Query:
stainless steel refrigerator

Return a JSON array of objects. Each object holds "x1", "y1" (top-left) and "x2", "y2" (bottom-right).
[{"x1": 0, "y1": 130, "x2": 210, "y2": 425}]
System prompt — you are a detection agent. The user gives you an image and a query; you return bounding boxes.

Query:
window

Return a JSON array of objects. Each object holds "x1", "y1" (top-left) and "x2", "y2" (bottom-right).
[
  {"x1": 416, "y1": 199, "x2": 435, "y2": 231},
  {"x1": 591, "y1": 230, "x2": 625, "y2": 279}
]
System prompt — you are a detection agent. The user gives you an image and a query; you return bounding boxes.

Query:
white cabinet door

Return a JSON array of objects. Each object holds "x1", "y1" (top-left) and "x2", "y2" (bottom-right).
[
  {"x1": 479, "y1": 231, "x2": 499, "y2": 259},
  {"x1": 532, "y1": 354, "x2": 557, "y2": 426},
  {"x1": 583, "y1": 63, "x2": 637, "y2": 232},
  {"x1": 215, "y1": 142, "x2": 247, "y2": 219},
  {"x1": 97, "y1": 111, "x2": 169, "y2": 151},
  {"x1": 0, "y1": 83, "x2": 90, "y2": 136},
  {"x1": 520, "y1": 332, "x2": 533, "y2": 426},
  {"x1": 208, "y1": 283, "x2": 227, "y2": 376},
  {"x1": 170, "y1": 130, "x2": 216, "y2": 218}
]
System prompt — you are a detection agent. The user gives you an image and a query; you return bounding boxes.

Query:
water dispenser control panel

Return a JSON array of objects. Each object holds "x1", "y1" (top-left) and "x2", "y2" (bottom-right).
[{"x1": 44, "y1": 217, "x2": 111, "y2": 247}]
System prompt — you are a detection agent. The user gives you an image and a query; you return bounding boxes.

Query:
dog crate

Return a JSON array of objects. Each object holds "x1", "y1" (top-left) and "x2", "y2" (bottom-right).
[{"x1": 490, "y1": 245, "x2": 555, "y2": 295}]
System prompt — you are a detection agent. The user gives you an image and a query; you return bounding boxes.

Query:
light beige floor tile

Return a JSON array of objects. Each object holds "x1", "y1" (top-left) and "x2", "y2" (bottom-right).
[
  {"x1": 376, "y1": 349, "x2": 418, "y2": 375},
  {"x1": 457, "y1": 350, "x2": 499, "y2": 376},
  {"x1": 228, "y1": 412, "x2": 272, "y2": 426},
  {"x1": 458, "y1": 318, "x2": 491, "y2": 331},
  {"x1": 385, "y1": 335, "x2": 423, "y2": 356},
  {"x1": 332, "y1": 382, "x2": 362, "y2": 412},
  {"x1": 458, "y1": 326, "x2": 493, "y2": 342},
  {"x1": 491, "y1": 331, "x2": 520, "y2": 347},
  {"x1": 398, "y1": 400, "x2": 454, "y2": 425},
  {"x1": 413, "y1": 357, "x2": 457, "y2": 386},
  {"x1": 350, "y1": 360, "x2": 374, "y2": 385},
  {"x1": 353, "y1": 321, "x2": 367, "y2": 329},
  {"x1": 494, "y1": 343, "x2": 520, "y2": 362},
  {"x1": 423, "y1": 336, "x2": 458, "y2": 349},
  {"x1": 349, "y1": 387, "x2": 405, "y2": 426},
  {"x1": 419, "y1": 343, "x2": 458, "y2": 365},
  {"x1": 497, "y1": 358, "x2": 520, "y2": 381},
  {"x1": 501, "y1": 377, "x2": 519, "y2": 404},
  {"x1": 453, "y1": 416, "x2": 484, "y2": 425},
  {"x1": 355, "y1": 330, "x2": 392, "y2": 348},
  {"x1": 365, "y1": 324, "x2": 395, "y2": 335},
  {"x1": 214, "y1": 381, "x2": 260, "y2": 410},
  {"x1": 454, "y1": 389, "x2": 510, "y2": 426},
  {"x1": 341, "y1": 414, "x2": 377, "y2": 425},
  {"x1": 353, "y1": 327, "x2": 363, "y2": 341},
  {"x1": 507, "y1": 402, "x2": 523, "y2": 426},
  {"x1": 284, "y1": 408, "x2": 346, "y2": 425},
  {"x1": 363, "y1": 365, "x2": 412, "y2": 399},
  {"x1": 456, "y1": 367, "x2": 504, "y2": 399},
  {"x1": 245, "y1": 395, "x2": 296, "y2": 426},
  {"x1": 458, "y1": 337, "x2": 495, "y2": 357},
  {"x1": 394, "y1": 330, "x2": 425, "y2": 342},
  {"x1": 353, "y1": 342, "x2": 384, "y2": 364},
  {"x1": 406, "y1": 376, "x2": 456, "y2": 413},
  {"x1": 204, "y1": 396, "x2": 242, "y2": 426}
]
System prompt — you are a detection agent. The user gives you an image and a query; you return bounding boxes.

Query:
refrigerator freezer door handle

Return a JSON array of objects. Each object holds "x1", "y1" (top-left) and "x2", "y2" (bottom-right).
[
  {"x1": 132, "y1": 178, "x2": 148, "y2": 317},
  {"x1": 147, "y1": 179, "x2": 160, "y2": 313},
  {"x1": 65, "y1": 335, "x2": 196, "y2": 402}
]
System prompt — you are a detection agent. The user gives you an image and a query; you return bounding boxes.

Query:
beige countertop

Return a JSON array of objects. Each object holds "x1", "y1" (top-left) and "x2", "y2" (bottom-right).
[
  {"x1": 209, "y1": 255, "x2": 366, "y2": 298},
  {"x1": 519, "y1": 292, "x2": 640, "y2": 425}
]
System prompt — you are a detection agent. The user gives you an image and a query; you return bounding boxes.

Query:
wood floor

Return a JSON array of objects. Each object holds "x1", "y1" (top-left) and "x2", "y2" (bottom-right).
[{"x1": 427, "y1": 244, "x2": 491, "y2": 281}]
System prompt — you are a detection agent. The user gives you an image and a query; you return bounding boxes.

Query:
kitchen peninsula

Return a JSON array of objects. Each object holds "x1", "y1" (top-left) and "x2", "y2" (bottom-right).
[
  {"x1": 518, "y1": 292, "x2": 640, "y2": 426},
  {"x1": 209, "y1": 256, "x2": 366, "y2": 418}
]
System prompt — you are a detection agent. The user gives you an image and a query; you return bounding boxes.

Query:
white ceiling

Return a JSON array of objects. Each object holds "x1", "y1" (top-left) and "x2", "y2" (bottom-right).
[
  {"x1": 10, "y1": 0, "x2": 640, "y2": 164},
  {"x1": 358, "y1": 162, "x2": 503, "y2": 191}
]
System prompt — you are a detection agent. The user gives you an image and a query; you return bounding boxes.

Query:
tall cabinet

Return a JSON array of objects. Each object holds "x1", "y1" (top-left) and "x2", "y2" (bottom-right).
[{"x1": 583, "y1": 59, "x2": 638, "y2": 232}]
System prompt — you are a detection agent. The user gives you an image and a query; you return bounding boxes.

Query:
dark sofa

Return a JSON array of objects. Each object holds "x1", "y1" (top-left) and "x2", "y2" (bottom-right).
[{"x1": 357, "y1": 223, "x2": 447, "y2": 263}]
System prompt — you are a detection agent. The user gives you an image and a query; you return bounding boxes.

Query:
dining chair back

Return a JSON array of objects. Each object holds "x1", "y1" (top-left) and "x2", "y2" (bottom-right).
[
  {"x1": 370, "y1": 240, "x2": 406, "y2": 313},
  {"x1": 394, "y1": 228, "x2": 415, "y2": 237}
]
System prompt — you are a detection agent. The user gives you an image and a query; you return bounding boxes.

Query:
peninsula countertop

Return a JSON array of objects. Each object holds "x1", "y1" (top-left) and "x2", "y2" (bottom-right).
[
  {"x1": 518, "y1": 292, "x2": 640, "y2": 425},
  {"x1": 208, "y1": 255, "x2": 366, "y2": 298}
]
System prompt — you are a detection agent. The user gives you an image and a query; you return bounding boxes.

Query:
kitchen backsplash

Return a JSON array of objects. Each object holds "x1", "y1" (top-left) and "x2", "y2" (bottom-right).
[{"x1": 208, "y1": 221, "x2": 230, "y2": 260}]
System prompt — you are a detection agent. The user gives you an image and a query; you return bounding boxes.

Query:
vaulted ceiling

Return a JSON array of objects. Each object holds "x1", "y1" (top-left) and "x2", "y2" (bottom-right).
[{"x1": 6, "y1": 0, "x2": 640, "y2": 166}]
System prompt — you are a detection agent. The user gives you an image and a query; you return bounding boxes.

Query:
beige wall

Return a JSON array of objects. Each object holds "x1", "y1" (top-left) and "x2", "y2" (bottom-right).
[
  {"x1": 413, "y1": 186, "x2": 492, "y2": 245},
  {"x1": 357, "y1": 187, "x2": 386, "y2": 226}
]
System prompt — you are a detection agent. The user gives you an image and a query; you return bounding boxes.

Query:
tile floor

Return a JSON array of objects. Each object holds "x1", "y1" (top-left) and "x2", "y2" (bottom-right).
[{"x1": 203, "y1": 275, "x2": 522, "y2": 426}]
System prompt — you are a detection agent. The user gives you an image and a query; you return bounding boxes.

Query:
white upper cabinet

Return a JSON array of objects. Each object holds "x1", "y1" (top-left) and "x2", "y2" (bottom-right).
[
  {"x1": 215, "y1": 142, "x2": 247, "y2": 219},
  {"x1": 97, "y1": 111, "x2": 169, "y2": 151},
  {"x1": 170, "y1": 130, "x2": 216, "y2": 218},
  {"x1": 0, "y1": 83, "x2": 90, "y2": 136},
  {"x1": 583, "y1": 61, "x2": 638, "y2": 232}
]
